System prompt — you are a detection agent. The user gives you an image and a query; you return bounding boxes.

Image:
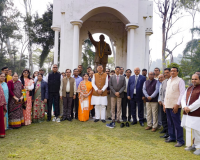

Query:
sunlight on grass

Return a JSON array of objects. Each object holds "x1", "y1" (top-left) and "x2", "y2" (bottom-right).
[{"x1": 0, "y1": 120, "x2": 199, "y2": 160}]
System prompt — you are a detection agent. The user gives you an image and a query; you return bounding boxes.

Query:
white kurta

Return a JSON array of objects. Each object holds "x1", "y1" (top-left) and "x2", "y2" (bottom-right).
[
  {"x1": 181, "y1": 88, "x2": 200, "y2": 132},
  {"x1": 91, "y1": 74, "x2": 108, "y2": 105}
]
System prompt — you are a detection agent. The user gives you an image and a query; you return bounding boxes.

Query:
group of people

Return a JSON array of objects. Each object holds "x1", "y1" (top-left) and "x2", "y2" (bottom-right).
[{"x1": 0, "y1": 64, "x2": 200, "y2": 155}]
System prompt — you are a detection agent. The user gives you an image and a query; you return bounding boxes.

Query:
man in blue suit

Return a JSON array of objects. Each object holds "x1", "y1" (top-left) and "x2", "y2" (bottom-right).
[{"x1": 127, "y1": 67, "x2": 146, "y2": 126}]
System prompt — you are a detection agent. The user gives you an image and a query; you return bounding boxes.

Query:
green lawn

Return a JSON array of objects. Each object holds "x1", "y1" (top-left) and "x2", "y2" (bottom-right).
[{"x1": 0, "y1": 119, "x2": 199, "y2": 160}]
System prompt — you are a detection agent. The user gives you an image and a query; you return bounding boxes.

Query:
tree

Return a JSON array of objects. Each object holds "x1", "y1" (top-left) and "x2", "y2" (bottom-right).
[
  {"x1": 82, "y1": 39, "x2": 95, "y2": 73},
  {"x1": 32, "y1": 4, "x2": 54, "y2": 68},
  {"x1": 155, "y1": 0, "x2": 183, "y2": 71}
]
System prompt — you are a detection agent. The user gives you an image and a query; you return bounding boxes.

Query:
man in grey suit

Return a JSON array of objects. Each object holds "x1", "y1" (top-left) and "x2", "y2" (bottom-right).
[{"x1": 106, "y1": 66, "x2": 126, "y2": 128}]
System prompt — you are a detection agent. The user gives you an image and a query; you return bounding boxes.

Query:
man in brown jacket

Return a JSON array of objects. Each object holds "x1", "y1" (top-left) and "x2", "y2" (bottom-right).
[{"x1": 60, "y1": 69, "x2": 76, "y2": 121}]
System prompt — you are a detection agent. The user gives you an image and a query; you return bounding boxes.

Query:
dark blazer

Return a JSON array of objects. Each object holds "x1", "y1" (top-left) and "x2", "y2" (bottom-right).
[
  {"x1": 109, "y1": 75, "x2": 126, "y2": 98},
  {"x1": 32, "y1": 80, "x2": 48, "y2": 101},
  {"x1": 127, "y1": 75, "x2": 146, "y2": 100}
]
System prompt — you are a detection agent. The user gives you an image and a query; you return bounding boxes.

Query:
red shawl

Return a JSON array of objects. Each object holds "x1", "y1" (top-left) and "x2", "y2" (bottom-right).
[{"x1": 0, "y1": 84, "x2": 7, "y2": 111}]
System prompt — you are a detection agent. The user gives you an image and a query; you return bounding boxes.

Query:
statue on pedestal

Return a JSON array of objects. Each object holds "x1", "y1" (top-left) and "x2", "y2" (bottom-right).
[{"x1": 88, "y1": 31, "x2": 112, "y2": 72}]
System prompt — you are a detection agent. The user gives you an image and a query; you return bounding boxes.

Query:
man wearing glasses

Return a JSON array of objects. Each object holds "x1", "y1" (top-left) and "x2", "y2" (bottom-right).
[{"x1": 47, "y1": 64, "x2": 63, "y2": 122}]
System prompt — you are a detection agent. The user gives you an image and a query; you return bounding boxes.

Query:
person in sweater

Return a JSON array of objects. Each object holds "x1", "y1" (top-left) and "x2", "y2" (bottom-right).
[{"x1": 143, "y1": 72, "x2": 160, "y2": 132}]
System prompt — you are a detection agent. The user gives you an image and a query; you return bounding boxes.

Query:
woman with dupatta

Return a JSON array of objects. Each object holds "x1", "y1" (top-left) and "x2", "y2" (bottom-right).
[
  {"x1": 78, "y1": 73, "x2": 93, "y2": 122},
  {"x1": 32, "y1": 73, "x2": 48, "y2": 123},
  {"x1": 0, "y1": 75, "x2": 7, "y2": 138},
  {"x1": 0, "y1": 73, "x2": 9, "y2": 130},
  {"x1": 20, "y1": 69, "x2": 34, "y2": 126},
  {"x1": 7, "y1": 73, "x2": 24, "y2": 128}
]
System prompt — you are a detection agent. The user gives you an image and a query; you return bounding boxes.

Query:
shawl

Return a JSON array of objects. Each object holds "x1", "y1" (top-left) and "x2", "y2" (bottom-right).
[{"x1": 0, "y1": 84, "x2": 7, "y2": 111}]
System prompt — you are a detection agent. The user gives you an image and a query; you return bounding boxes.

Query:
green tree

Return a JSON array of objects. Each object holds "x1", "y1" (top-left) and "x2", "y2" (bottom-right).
[
  {"x1": 32, "y1": 4, "x2": 55, "y2": 68},
  {"x1": 167, "y1": 62, "x2": 183, "y2": 77},
  {"x1": 82, "y1": 39, "x2": 95, "y2": 73}
]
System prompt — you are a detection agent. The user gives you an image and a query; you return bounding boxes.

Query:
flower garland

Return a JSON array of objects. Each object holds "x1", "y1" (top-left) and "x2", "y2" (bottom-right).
[{"x1": 98, "y1": 42, "x2": 106, "y2": 59}]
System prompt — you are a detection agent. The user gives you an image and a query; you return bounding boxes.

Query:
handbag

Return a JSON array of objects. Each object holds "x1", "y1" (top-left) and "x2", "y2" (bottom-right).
[{"x1": 14, "y1": 99, "x2": 24, "y2": 105}]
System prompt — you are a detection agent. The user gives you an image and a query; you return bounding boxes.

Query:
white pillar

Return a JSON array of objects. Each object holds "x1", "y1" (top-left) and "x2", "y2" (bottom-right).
[
  {"x1": 51, "y1": 26, "x2": 60, "y2": 64},
  {"x1": 145, "y1": 32, "x2": 153, "y2": 71},
  {"x1": 70, "y1": 20, "x2": 83, "y2": 70},
  {"x1": 126, "y1": 24, "x2": 139, "y2": 70}
]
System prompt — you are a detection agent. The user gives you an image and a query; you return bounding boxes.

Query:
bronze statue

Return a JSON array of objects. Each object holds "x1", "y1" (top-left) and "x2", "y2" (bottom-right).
[{"x1": 88, "y1": 31, "x2": 112, "y2": 72}]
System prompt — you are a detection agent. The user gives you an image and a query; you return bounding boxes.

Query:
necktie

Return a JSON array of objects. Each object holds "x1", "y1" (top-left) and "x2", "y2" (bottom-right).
[
  {"x1": 117, "y1": 75, "x2": 119, "y2": 84},
  {"x1": 134, "y1": 76, "x2": 138, "y2": 89}
]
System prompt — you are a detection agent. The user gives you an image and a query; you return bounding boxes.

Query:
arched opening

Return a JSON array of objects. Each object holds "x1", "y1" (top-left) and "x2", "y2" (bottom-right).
[
  {"x1": 80, "y1": 6, "x2": 130, "y2": 24},
  {"x1": 79, "y1": 11, "x2": 128, "y2": 71},
  {"x1": 81, "y1": 33, "x2": 116, "y2": 73}
]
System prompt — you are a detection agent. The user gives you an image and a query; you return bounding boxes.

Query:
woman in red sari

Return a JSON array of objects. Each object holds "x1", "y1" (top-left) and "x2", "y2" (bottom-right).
[{"x1": 0, "y1": 80, "x2": 7, "y2": 138}]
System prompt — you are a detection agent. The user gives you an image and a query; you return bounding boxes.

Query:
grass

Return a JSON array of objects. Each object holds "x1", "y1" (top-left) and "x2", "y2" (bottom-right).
[{"x1": 0, "y1": 119, "x2": 199, "y2": 160}]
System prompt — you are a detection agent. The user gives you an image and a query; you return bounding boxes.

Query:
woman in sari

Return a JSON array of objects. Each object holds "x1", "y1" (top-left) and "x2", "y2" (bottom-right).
[
  {"x1": 7, "y1": 73, "x2": 24, "y2": 129},
  {"x1": 0, "y1": 73, "x2": 9, "y2": 130},
  {"x1": 0, "y1": 75, "x2": 7, "y2": 138},
  {"x1": 32, "y1": 73, "x2": 48, "y2": 123},
  {"x1": 20, "y1": 69, "x2": 34, "y2": 126},
  {"x1": 78, "y1": 73, "x2": 93, "y2": 122}
]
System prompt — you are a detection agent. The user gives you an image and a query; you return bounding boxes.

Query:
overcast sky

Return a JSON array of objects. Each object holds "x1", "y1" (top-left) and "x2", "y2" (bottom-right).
[{"x1": 15, "y1": 0, "x2": 200, "y2": 62}]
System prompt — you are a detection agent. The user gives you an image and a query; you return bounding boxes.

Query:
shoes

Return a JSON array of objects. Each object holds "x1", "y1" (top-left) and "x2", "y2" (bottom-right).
[
  {"x1": 159, "y1": 129, "x2": 166, "y2": 134},
  {"x1": 75, "y1": 117, "x2": 78, "y2": 120},
  {"x1": 157, "y1": 125, "x2": 162, "y2": 129},
  {"x1": 145, "y1": 126, "x2": 152, "y2": 130},
  {"x1": 126, "y1": 122, "x2": 130, "y2": 127},
  {"x1": 151, "y1": 128, "x2": 157, "y2": 132},
  {"x1": 174, "y1": 143, "x2": 184, "y2": 147},
  {"x1": 61, "y1": 118, "x2": 67, "y2": 121},
  {"x1": 108, "y1": 117, "x2": 112, "y2": 120},
  {"x1": 120, "y1": 123, "x2": 125, "y2": 128},
  {"x1": 56, "y1": 118, "x2": 61, "y2": 123},
  {"x1": 94, "y1": 119, "x2": 99, "y2": 122},
  {"x1": 106, "y1": 122, "x2": 115, "y2": 128},
  {"x1": 140, "y1": 123, "x2": 144, "y2": 127},
  {"x1": 143, "y1": 118, "x2": 147, "y2": 122},
  {"x1": 185, "y1": 146, "x2": 196, "y2": 151},
  {"x1": 102, "y1": 120, "x2": 106, "y2": 123},
  {"x1": 131, "y1": 121, "x2": 137, "y2": 125},
  {"x1": 47, "y1": 119, "x2": 51, "y2": 122},
  {"x1": 117, "y1": 120, "x2": 121, "y2": 123},
  {"x1": 165, "y1": 139, "x2": 176, "y2": 143},
  {"x1": 160, "y1": 134, "x2": 169, "y2": 138},
  {"x1": 52, "y1": 117, "x2": 56, "y2": 122},
  {"x1": 67, "y1": 118, "x2": 72, "y2": 121},
  {"x1": 193, "y1": 149, "x2": 200, "y2": 155}
]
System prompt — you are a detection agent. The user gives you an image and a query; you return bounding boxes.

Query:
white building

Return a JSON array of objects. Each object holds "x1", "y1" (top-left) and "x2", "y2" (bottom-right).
[{"x1": 51, "y1": 0, "x2": 153, "y2": 72}]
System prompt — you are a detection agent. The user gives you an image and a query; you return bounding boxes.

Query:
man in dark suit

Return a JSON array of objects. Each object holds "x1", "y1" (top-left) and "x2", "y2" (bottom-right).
[{"x1": 127, "y1": 67, "x2": 146, "y2": 126}]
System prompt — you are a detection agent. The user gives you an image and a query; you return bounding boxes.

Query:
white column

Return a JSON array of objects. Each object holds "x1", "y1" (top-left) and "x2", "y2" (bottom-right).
[
  {"x1": 126, "y1": 24, "x2": 139, "y2": 70},
  {"x1": 70, "y1": 20, "x2": 83, "y2": 70},
  {"x1": 145, "y1": 32, "x2": 153, "y2": 71},
  {"x1": 51, "y1": 26, "x2": 60, "y2": 64}
]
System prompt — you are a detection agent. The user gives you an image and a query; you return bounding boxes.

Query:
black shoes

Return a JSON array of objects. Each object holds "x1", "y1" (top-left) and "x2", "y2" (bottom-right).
[
  {"x1": 120, "y1": 123, "x2": 125, "y2": 128},
  {"x1": 126, "y1": 122, "x2": 130, "y2": 127},
  {"x1": 159, "y1": 129, "x2": 166, "y2": 134},
  {"x1": 131, "y1": 121, "x2": 137, "y2": 125},
  {"x1": 47, "y1": 119, "x2": 51, "y2": 122},
  {"x1": 165, "y1": 139, "x2": 176, "y2": 143},
  {"x1": 61, "y1": 118, "x2": 67, "y2": 121},
  {"x1": 140, "y1": 123, "x2": 144, "y2": 127},
  {"x1": 160, "y1": 134, "x2": 169, "y2": 138},
  {"x1": 108, "y1": 117, "x2": 112, "y2": 120},
  {"x1": 94, "y1": 119, "x2": 99, "y2": 122},
  {"x1": 102, "y1": 120, "x2": 106, "y2": 123},
  {"x1": 67, "y1": 117, "x2": 72, "y2": 121}
]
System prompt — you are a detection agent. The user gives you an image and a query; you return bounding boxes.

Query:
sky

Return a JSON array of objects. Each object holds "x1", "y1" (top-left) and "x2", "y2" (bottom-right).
[{"x1": 14, "y1": 0, "x2": 200, "y2": 62}]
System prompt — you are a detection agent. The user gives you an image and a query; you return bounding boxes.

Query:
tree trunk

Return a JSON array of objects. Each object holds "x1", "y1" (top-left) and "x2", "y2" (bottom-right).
[{"x1": 5, "y1": 38, "x2": 14, "y2": 65}]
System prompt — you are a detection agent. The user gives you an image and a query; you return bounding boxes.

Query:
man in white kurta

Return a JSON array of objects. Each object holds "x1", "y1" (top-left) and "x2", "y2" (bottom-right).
[
  {"x1": 181, "y1": 74, "x2": 200, "y2": 155},
  {"x1": 91, "y1": 64, "x2": 108, "y2": 123}
]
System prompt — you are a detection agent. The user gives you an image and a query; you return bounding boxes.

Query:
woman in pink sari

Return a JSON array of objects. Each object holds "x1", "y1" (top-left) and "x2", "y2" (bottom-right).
[{"x1": 20, "y1": 69, "x2": 34, "y2": 125}]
